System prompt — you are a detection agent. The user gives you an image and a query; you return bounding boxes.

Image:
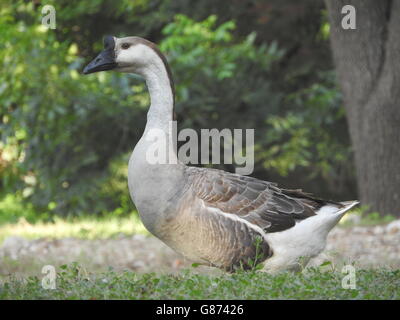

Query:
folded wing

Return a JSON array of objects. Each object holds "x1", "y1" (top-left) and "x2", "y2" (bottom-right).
[{"x1": 186, "y1": 166, "x2": 341, "y2": 233}]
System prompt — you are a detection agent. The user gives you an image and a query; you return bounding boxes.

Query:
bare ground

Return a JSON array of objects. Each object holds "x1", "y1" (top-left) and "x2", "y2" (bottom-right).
[{"x1": 1, "y1": 220, "x2": 400, "y2": 278}]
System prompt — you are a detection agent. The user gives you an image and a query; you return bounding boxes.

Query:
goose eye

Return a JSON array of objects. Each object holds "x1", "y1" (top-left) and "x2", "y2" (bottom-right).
[{"x1": 121, "y1": 43, "x2": 130, "y2": 49}]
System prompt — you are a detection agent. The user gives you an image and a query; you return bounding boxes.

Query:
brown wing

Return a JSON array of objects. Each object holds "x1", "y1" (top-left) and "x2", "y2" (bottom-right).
[{"x1": 186, "y1": 166, "x2": 338, "y2": 233}]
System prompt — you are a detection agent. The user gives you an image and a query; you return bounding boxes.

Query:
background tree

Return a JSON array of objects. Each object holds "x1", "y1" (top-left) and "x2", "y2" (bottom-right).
[{"x1": 325, "y1": 0, "x2": 400, "y2": 216}]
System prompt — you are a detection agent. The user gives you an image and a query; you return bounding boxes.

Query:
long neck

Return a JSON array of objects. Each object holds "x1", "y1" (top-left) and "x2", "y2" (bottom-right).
[
  {"x1": 134, "y1": 51, "x2": 178, "y2": 164},
  {"x1": 128, "y1": 51, "x2": 184, "y2": 228},
  {"x1": 139, "y1": 56, "x2": 174, "y2": 132}
]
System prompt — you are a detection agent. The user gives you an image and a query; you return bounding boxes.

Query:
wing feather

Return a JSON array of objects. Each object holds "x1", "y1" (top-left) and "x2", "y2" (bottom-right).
[{"x1": 186, "y1": 166, "x2": 341, "y2": 233}]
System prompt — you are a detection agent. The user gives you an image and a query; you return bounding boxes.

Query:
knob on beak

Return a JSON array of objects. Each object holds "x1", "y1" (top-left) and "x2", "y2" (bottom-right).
[{"x1": 83, "y1": 35, "x2": 117, "y2": 74}]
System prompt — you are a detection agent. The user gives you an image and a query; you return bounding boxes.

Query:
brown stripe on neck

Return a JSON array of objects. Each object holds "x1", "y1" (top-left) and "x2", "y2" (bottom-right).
[{"x1": 131, "y1": 37, "x2": 176, "y2": 111}]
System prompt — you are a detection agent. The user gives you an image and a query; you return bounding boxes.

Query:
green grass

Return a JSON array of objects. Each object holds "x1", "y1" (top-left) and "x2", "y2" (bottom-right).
[
  {"x1": 1, "y1": 263, "x2": 399, "y2": 299},
  {"x1": 0, "y1": 214, "x2": 149, "y2": 244},
  {"x1": 0, "y1": 193, "x2": 149, "y2": 244},
  {"x1": 0, "y1": 192, "x2": 150, "y2": 244}
]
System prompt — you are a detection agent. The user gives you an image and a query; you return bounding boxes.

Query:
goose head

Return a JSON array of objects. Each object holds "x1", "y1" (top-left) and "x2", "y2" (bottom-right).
[{"x1": 83, "y1": 35, "x2": 168, "y2": 76}]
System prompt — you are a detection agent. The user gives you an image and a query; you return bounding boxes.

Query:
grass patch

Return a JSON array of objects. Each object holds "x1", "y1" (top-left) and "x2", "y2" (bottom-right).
[
  {"x1": 0, "y1": 214, "x2": 149, "y2": 244},
  {"x1": 1, "y1": 263, "x2": 399, "y2": 299},
  {"x1": 0, "y1": 192, "x2": 149, "y2": 244}
]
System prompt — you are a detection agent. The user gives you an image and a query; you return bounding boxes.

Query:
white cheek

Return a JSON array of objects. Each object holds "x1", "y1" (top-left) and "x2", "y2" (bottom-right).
[
  {"x1": 116, "y1": 46, "x2": 149, "y2": 67},
  {"x1": 115, "y1": 50, "x2": 132, "y2": 65}
]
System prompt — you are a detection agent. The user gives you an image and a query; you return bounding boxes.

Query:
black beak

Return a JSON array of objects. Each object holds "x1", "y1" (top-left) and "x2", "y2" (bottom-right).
[{"x1": 83, "y1": 36, "x2": 117, "y2": 74}]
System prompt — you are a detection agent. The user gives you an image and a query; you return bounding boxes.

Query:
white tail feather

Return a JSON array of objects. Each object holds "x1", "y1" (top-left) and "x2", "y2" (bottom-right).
[
  {"x1": 317, "y1": 200, "x2": 359, "y2": 216},
  {"x1": 337, "y1": 200, "x2": 359, "y2": 215},
  {"x1": 263, "y1": 200, "x2": 359, "y2": 272}
]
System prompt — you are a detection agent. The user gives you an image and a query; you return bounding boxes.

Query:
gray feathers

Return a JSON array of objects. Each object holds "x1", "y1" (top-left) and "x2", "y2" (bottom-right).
[{"x1": 186, "y1": 166, "x2": 342, "y2": 233}]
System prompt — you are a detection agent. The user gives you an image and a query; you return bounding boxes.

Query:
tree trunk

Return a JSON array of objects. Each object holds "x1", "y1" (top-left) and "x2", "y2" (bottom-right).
[{"x1": 325, "y1": 0, "x2": 400, "y2": 216}]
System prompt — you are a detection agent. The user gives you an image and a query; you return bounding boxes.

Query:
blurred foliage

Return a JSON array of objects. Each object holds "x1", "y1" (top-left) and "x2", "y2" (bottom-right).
[
  {"x1": 0, "y1": 0, "x2": 355, "y2": 218},
  {"x1": 161, "y1": 14, "x2": 283, "y2": 132},
  {"x1": 0, "y1": 194, "x2": 48, "y2": 225},
  {"x1": 0, "y1": 10, "x2": 148, "y2": 216},
  {"x1": 262, "y1": 72, "x2": 350, "y2": 180}
]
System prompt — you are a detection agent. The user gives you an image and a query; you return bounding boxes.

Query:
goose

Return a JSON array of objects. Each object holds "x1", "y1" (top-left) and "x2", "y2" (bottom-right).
[{"x1": 83, "y1": 36, "x2": 358, "y2": 273}]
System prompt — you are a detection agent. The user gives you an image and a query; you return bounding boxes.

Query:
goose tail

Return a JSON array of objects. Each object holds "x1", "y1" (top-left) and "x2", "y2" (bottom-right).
[
  {"x1": 316, "y1": 200, "x2": 359, "y2": 216},
  {"x1": 313, "y1": 200, "x2": 359, "y2": 233},
  {"x1": 337, "y1": 200, "x2": 360, "y2": 215}
]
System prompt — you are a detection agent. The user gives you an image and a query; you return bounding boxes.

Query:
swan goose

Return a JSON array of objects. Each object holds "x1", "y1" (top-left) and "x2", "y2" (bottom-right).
[{"x1": 83, "y1": 36, "x2": 358, "y2": 273}]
